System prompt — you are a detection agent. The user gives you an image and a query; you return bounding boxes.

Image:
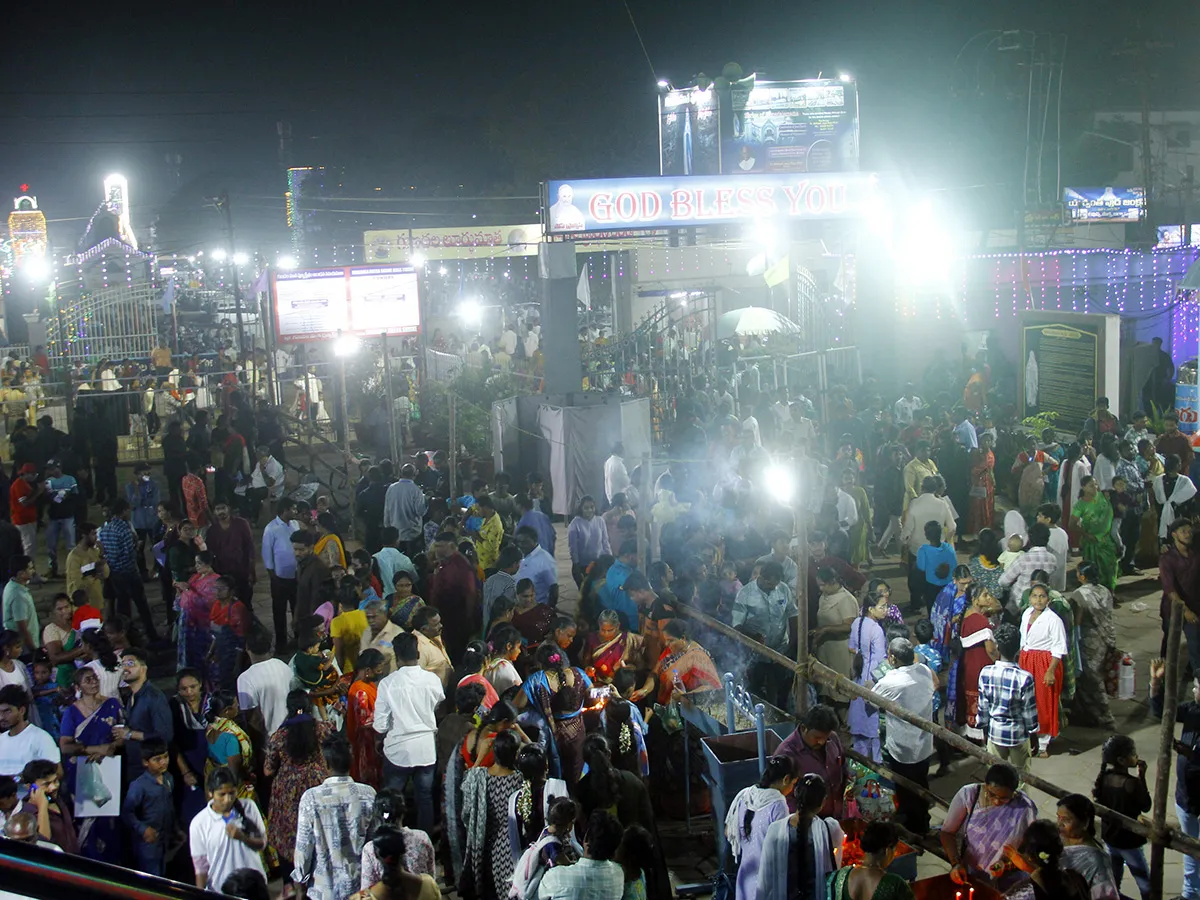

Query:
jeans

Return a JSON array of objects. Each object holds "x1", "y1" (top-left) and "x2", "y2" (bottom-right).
[
  {"x1": 135, "y1": 527, "x2": 155, "y2": 578},
  {"x1": 44, "y1": 518, "x2": 75, "y2": 573},
  {"x1": 132, "y1": 841, "x2": 165, "y2": 877},
  {"x1": 1178, "y1": 804, "x2": 1200, "y2": 900},
  {"x1": 382, "y1": 759, "x2": 435, "y2": 833},
  {"x1": 110, "y1": 569, "x2": 157, "y2": 639},
  {"x1": 1107, "y1": 843, "x2": 1151, "y2": 900}
]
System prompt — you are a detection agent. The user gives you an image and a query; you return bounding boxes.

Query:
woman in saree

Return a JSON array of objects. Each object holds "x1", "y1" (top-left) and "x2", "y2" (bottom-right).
[
  {"x1": 174, "y1": 549, "x2": 219, "y2": 681},
  {"x1": 954, "y1": 588, "x2": 1002, "y2": 742},
  {"x1": 830, "y1": 821, "x2": 915, "y2": 900},
  {"x1": 848, "y1": 587, "x2": 890, "y2": 762},
  {"x1": 209, "y1": 575, "x2": 248, "y2": 692},
  {"x1": 513, "y1": 641, "x2": 592, "y2": 788},
  {"x1": 968, "y1": 433, "x2": 997, "y2": 536},
  {"x1": 170, "y1": 668, "x2": 210, "y2": 825},
  {"x1": 1071, "y1": 476, "x2": 1119, "y2": 591},
  {"x1": 841, "y1": 468, "x2": 873, "y2": 566},
  {"x1": 653, "y1": 619, "x2": 721, "y2": 705},
  {"x1": 1136, "y1": 438, "x2": 1166, "y2": 564},
  {"x1": 347, "y1": 649, "x2": 385, "y2": 786},
  {"x1": 1057, "y1": 442, "x2": 1092, "y2": 551},
  {"x1": 940, "y1": 763, "x2": 1038, "y2": 891},
  {"x1": 582, "y1": 609, "x2": 651, "y2": 689},
  {"x1": 758, "y1": 774, "x2": 844, "y2": 900},
  {"x1": 314, "y1": 512, "x2": 347, "y2": 569},
  {"x1": 1042, "y1": 429, "x2": 1065, "y2": 504},
  {"x1": 58, "y1": 667, "x2": 123, "y2": 863},
  {"x1": 205, "y1": 690, "x2": 258, "y2": 805}
]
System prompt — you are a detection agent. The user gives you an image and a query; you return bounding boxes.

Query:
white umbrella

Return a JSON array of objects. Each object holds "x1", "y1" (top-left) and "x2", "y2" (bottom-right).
[{"x1": 716, "y1": 306, "x2": 801, "y2": 339}]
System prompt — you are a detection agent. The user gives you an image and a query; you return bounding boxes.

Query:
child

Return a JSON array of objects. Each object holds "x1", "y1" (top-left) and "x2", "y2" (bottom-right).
[
  {"x1": 915, "y1": 521, "x2": 957, "y2": 614},
  {"x1": 998, "y1": 533, "x2": 1026, "y2": 569},
  {"x1": 102, "y1": 614, "x2": 132, "y2": 653},
  {"x1": 30, "y1": 658, "x2": 60, "y2": 742},
  {"x1": 510, "y1": 795, "x2": 583, "y2": 900},
  {"x1": 209, "y1": 575, "x2": 249, "y2": 693},
  {"x1": 293, "y1": 621, "x2": 341, "y2": 721},
  {"x1": 716, "y1": 562, "x2": 742, "y2": 614},
  {"x1": 70, "y1": 584, "x2": 103, "y2": 632},
  {"x1": 424, "y1": 498, "x2": 448, "y2": 551},
  {"x1": 1036, "y1": 502, "x2": 1072, "y2": 592},
  {"x1": 121, "y1": 738, "x2": 176, "y2": 876},
  {"x1": 1093, "y1": 735, "x2": 1152, "y2": 900},
  {"x1": 189, "y1": 766, "x2": 266, "y2": 891},
  {"x1": 607, "y1": 669, "x2": 650, "y2": 777},
  {"x1": 0, "y1": 779, "x2": 18, "y2": 832}
]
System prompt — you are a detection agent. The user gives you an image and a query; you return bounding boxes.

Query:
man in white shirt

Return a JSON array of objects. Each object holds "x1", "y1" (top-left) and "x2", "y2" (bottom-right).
[
  {"x1": 500, "y1": 326, "x2": 517, "y2": 356},
  {"x1": 998, "y1": 522, "x2": 1059, "y2": 613},
  {"x1": 1036, "y1": 503, "x2": 1071, "y2": 593},
  {"x1": 0, "y1": 685, "x2": 59, "y2": 780},
  {"x1": 900, "y1": 476, "x2": 957, "y2": 557},
  {"x1": 373, "y1": 632, "x2": 444, "y2": 833},
  {"x1": 237, "y1": 629, "x2": 293, "y2": 736},
  {"x1": 873, "y1": 638, "x2": 936, "y2": 835},
  {"x1": 539, "y1": 809, "x2": 625, "y2": 900},
  {"x1": 604, "y1": 443, "x2": 631, "y2": 505},
  {"x1": 893, "y1": 384, "x2": 924, "y2": 427}
]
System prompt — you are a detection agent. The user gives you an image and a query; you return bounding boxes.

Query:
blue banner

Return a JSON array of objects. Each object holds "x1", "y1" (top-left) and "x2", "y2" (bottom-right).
[
  {"x1": 1063, "y1": 187, "x2": 1146, "y2": 223},
  {"x1": 545, "y1": 172, "x2": 876, "y2": 235}
]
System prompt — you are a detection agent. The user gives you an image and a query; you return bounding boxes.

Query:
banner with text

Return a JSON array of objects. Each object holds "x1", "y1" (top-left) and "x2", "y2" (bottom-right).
[
  {"x1": 272, "y1": 264, "x2": 420, "y2": 343},
  {"x1": 544, "y1": 172, "x2": 875, "y2": 235}
]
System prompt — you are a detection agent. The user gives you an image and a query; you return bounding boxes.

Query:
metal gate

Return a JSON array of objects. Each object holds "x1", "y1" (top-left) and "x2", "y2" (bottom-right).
[{"x1": 47, "y1": 284, "x2": 160, "y2": 363}]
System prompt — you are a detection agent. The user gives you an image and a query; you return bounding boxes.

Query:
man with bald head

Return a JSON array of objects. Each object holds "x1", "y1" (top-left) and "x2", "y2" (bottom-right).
[{"x1": 6, "y1": 811, "x2": 62, "y2": 851}]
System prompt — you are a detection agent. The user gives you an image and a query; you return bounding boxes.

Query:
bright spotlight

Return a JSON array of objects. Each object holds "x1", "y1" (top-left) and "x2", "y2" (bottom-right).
[
  {"x1": 457, "y1": 299, "x2": 483, "y2": 326},
  {"x1": 333, "y1": 334, "x2": 360, "y2": 357},
  {"x1": 751, "y1": 220, "x2": 781, "y2": 254},
  {"x1": 233, "y1": 252, "x2": 249, "y2": 266},
  {"x1": 764, "y1": 463, "x2": 795, "y2": 504},
  {"x1": 657, "y1": 79, "x2": 670, "y2": 89},
  {"x1": 210, "y1": 248, "x2": 228, "y2": 262},
  {"x1": 410, "y1": 251, "x2": 427, "y2": 267},
  {"x1": 438, "y1": 266, "x2": 448, "y2": 276},
  {"x1": 277, "y1": 255, "x2": 297, "y2": 270},
  {"x1": 839, "y1": 72, "x2": 853, "y2": 83},
  {"x1": 21, "y1": 257, "x2": 51, "y2": 283}
]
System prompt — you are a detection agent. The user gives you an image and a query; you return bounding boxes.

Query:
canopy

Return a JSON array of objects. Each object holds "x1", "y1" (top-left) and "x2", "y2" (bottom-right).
[{"x1": 716, "y1": 305, "x2": 801, "y2": 339}]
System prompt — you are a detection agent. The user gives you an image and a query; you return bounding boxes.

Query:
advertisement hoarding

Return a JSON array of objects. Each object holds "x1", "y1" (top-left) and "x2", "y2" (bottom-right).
[
  {"x1": 272, "y1": 264, "x2": 420, "y2": 344},
  {"x1": 659, "y1": 86, "x2": 722, "y2": 176},
  {"x1": 364, "y1": 225, "x2": 541, "y2": 262},
  {"x1": 724, "y1": 77, "x2": 859, "y2": 175},
  {"x1": 1063, "y1": 187, "x2": 1146, "y2": 223},
  {"x1": 545, "y1": 172, "x2": 875, "y2": 235}
]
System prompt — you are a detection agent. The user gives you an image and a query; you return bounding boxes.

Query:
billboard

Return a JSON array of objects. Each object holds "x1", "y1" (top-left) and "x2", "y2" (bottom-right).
[
  {"x1": 659, "y1": 76, "x2": 859, "y2": 176},
  {"x1": 725, "y1": 77, "x2": 859, "y2": 175},
  {"x1": 1063, "y1": 187, "x2": 1146, "y2": 223},
  {"x1": 545, "y1": 172, "x2": 875, "y2": 235},
  {"x1": 272, "y1": 264, "x2": 420, "y2": 344},
  {"x1": 364, "y1": 224, "x2": 541, "y2": 262}
]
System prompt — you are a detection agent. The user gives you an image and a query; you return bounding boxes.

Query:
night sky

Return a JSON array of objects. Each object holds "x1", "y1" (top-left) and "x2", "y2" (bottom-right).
[{"x1": 1, "y1": 2, "x2": 1195, "y2": 255}]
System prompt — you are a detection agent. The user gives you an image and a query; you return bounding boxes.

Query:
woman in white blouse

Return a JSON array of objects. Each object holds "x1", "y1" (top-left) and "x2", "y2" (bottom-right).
[{"x1": 1019, "y1": 583, "x2": 1068, "y2": 757}]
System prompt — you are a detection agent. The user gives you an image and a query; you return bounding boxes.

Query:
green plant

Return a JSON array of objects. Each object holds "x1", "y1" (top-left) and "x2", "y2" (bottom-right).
[
  {"x1": 1020, "y1": 410, "x2": 1060, "y2": 435},
  {"x1": 1145, "y1": 400, "x2": 1169, "y2": 434},
  {"x1": 422, "y1": 367, "x2": 521, "y2": 457}
]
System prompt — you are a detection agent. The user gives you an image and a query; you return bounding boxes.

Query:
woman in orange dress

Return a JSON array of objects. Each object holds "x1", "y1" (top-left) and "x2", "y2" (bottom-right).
[
  {"x1": 346, "y1": 649, "x2": 385, "y2": 786},
  {"x1": 967, "y1": 434, "x2": 996, "y2": 536}
]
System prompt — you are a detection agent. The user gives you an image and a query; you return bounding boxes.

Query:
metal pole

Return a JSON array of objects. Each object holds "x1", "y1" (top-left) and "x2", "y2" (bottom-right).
[
  {"x1": 217, "y1": 192, "x2": 245, "y2": 360},
  {"x1": 383, "y1": 332, "x2": 399, "y2": 462},
  {"x1": 1151, "y1": 600, "x2": 1184, "y2": 900},
  {"x1": 338, "y1": 338, "x2": 354, "y2": 525},
  {"x1": 638, "y1": 451, "x2": 651, "y2": 567},
  {"x1": 448, "y1": 391, "x2": 458, "y2": 502},
  {"x1": 794, "y1": 464, "x2": 810, "y2": 713}
]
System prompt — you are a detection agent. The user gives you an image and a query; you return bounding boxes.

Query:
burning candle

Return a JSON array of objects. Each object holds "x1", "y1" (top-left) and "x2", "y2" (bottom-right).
[
  {"x1": 955, "y1": 893, "x2": 962, "y2": 900},
  {"x1": 969, "y1": 889, "x2": 975, "y2": 900}
]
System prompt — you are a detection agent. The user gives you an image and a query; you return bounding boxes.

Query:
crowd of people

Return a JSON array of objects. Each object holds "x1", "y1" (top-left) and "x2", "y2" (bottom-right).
[{"x1": 0, "y1": 333, "x2": 1193, "y2": 900}]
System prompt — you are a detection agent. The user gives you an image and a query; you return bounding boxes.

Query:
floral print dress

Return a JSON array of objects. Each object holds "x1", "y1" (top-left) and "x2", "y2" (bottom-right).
[{"x1": 263, "y1": 720, "x2": 333, "y2": 864}]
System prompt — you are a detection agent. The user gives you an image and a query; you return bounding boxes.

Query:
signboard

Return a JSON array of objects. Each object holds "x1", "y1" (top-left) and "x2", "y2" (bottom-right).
[
  {"x1": 544, "y1": 172, "x2": 875, "y2": 235},
  {"x1": 364, "y1": 224, "x2": 541, "y2": 262},
  {"x1": 1063, "y1": 187, "x2": 1146, "y2": 223},
  {"x1": 724, "y1": 77, "x2": 859, "y2": 174},
  {"x1": 659, "y1": 86, "x2": 722, "y2": 176},
  {"x1": 272, "y1": 264, "x2": 420, "y2": 343},
  {"x1": 1020, "y1": 320, "x2": 1101, "y2": 430},
  {"x1": 1157, "y1": 224, "x2": 1200, "y2": 248}
]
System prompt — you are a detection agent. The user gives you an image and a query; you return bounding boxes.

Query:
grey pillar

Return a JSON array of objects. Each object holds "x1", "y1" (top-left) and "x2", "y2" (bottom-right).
[{"x1": 539, "y1": 242, "x2": 582, "y2": 394}]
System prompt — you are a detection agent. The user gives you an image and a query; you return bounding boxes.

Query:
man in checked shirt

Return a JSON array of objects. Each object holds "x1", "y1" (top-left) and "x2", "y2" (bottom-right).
[{"x1": 976, "y1": 622, "x2": 1039, "y2": 776}]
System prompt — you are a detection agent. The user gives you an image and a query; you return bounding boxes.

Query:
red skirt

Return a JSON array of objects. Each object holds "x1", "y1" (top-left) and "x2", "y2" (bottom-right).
[{"x1": 1019, "y1": 649, "x2": 1062, "y2": 738}]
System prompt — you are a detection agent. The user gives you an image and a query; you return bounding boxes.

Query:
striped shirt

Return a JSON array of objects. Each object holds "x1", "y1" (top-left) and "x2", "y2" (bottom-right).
[{"x1": 98, "y1": 516, "x2": 139, "y2": 573}]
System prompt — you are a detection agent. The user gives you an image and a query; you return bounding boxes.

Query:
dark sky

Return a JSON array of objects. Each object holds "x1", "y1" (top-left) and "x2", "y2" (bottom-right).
[{"x1": 2, "y1": 1, "x2": 1194, "y2": 254}]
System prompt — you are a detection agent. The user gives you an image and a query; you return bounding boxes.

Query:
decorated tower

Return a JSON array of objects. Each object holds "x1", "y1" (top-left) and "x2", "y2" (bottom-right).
[
  {"x1": 8, "y1": 186, "x2": 48, "y2": 267},
  {"x1": 102, "y1": 173, "x2": 137, "y2": 250}
]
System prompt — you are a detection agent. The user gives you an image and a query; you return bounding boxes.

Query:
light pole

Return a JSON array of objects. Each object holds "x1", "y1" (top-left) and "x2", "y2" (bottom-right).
[{"x1": 334, "y1": 331, "x2": 359, "y2": 523}]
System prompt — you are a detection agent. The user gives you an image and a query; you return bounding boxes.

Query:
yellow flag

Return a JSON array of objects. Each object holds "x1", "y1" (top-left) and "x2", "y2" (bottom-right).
[{"x1": 763, "y1": 253, "x2": 790, "y2": 287}]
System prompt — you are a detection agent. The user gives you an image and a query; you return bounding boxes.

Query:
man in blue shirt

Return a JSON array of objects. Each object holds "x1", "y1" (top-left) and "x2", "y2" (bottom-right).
[
  {"x1": 594, "y1": 540, "x2": 638, "y2": 619},
  {"x1": 382, "y1": 464, "x2": 427, "y2": 556},
  {"x1": 514, "y1": 525, "x2": 558, "y2": 607},
  {"x1": 43, "y1": 459, "x2": 78, "y2": 580},
  {"x1": 99, "y1": 499, "x2": 160, "y2": 641},
  {"x1": 114, "y1": 648, "x2": 174, "y2": 788},
  {"x1": 516, "y1": 493, "x2": 555, "y2": 554},
  {"x1": 952, "y1": 410, "x2": 978, "y2": 450},
  {"x1": 262, "y1": 497, "x2": 298, "y2": 653},
  {"x1": 124, "y1": 461, "x2": 161, "y2": 580}
]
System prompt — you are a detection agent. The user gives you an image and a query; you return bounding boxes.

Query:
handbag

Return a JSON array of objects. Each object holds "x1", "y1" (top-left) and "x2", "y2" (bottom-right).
[{"x1": 857, "y1": 779, "x2": 895, "y2": 822}]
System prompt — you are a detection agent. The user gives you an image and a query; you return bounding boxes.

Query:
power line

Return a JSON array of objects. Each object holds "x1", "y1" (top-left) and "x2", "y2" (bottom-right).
[
  {"x1": 241, "y1": 194, "x2": 539, "y2": 203},
  {"x1": 621, "y1": 0, "x2": 659, "y2": 83},
  {"x1": 0, "y1": 109, "x2": 310, "y2": 120}
]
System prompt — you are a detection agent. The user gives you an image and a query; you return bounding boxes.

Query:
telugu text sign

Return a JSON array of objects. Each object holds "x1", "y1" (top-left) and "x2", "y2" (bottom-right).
[{"x1": 544, "y1": 172, "x2": 875, "y2": 235}]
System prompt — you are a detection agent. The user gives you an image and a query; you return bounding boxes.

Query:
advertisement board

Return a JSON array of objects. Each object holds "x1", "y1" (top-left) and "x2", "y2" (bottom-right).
[
  {"x1": 273, "y1": 264, "x2": 420, "y2": 343},
  {"x1": 1063, "y1": 187, "x2": 1146, "y2": 223},
  {"x1": 724, "y1": 77, "x2": 859, "y2": 174},
  {"x1": 364, "y1": 224, "x2": 541, "y2": 262},
  {"x1": 545, "y1": 172, "x2": 874, "y2": 235},
  {"x1": 659, "y1": 86, "x2": 722, "y2": 176},
  {"x1": 1020, "y1": 319, "x2": 1101, "y2": 431}
]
